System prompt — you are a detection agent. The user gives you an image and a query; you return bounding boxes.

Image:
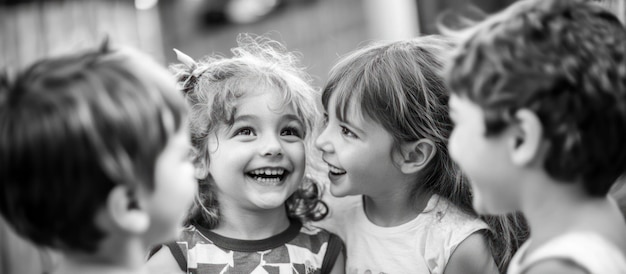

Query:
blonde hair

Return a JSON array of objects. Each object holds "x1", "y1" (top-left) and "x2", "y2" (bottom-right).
[{"x1": 171, "y1": 34, "x2": 327, "y2": 228}]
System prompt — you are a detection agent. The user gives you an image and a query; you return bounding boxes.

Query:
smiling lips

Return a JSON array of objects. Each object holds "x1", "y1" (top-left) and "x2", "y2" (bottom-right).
[
  {"x1": 246, "y1": 167, "x2": 288, "y2": 185},
  {"x1": 327, "y1": 163, "x2": 346, "y2": 175}
]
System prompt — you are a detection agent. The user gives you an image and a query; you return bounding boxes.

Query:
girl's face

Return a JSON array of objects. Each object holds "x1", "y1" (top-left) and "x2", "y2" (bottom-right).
[
  {"x1": 145, "y1": 125, "x2": 197, "y2": 243},
  {"x1": 315, "y1": 93, "x2": 404, "y2": 198},
  {"x1": 448, "y1": 95, "x2": 522, "y2": 214},
  {"x1": 207, "y1": 88, "x2": 306, "y2": 212}
]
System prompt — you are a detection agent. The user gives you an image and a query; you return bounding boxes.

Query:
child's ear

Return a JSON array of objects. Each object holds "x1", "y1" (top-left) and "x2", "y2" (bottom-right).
[
  {"x1": 105, "y1": 185, "x2": 150, "y2": 234},
  {"x1": 510, "y1": 109, "x2": 544, "y2": 166},
  {"x1": 396, "y1": 139, "x2": 437, "y2": 174}
]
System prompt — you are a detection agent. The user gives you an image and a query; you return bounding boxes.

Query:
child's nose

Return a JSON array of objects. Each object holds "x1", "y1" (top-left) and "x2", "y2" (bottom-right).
[
  {"x1": 261, "y1": 134, "x2": 283, "y2": 157},
  {"x1": 315, "y1": 127, "x2": 333, "y2": 153}
]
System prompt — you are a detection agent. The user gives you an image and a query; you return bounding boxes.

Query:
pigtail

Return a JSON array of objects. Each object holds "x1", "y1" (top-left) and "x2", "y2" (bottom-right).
[{"x1": 171, "y1": 49, "x2": 200, "y2": 96}]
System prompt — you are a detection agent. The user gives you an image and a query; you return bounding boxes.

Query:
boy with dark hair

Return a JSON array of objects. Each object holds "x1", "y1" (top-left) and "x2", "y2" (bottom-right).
[
  {"x1": 445, "y1": 0, "x2": 626, "y2": 273},
  {"x1": 0, "y1": 44, "x2": 196, "y2": 273}
]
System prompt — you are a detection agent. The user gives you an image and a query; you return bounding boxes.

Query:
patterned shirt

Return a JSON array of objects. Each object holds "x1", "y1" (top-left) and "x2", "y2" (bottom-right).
[{"x1": 164, "y1": 218, "x2": 343, "y2": 274}]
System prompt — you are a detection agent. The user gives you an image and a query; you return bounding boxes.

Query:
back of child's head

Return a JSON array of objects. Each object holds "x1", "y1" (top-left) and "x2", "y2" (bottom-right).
[
  {"x1": 0, "y1": 43, "x2": 188, "y2": 253},
  {"x1": 322, "y1": 35, "x2": 526, "y2": 271},
  {"x1": 171, "y1": 34, "x2": 326, "y2": 229},
  {"x1": 446, "y1": 0, "x2": 626, "y2": 197}
]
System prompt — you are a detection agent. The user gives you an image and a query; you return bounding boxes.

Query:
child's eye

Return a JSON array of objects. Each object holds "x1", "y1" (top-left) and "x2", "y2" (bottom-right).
[
  {"x1": 234, "y1": 127, "x2": 255, "y2": 136},
  {"x1": 341, "y1": 126, "x2": 358, "y2": 138},
  {"x1": 281, "y1": 126, "x2": 303, "y2": 138}
]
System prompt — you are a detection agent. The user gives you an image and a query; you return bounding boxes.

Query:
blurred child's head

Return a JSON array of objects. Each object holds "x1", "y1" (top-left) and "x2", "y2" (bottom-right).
[
  {"x1": 445, "y1": 0, "x2": 626, "y2": 214},
  {"x1": 316, "y1": 36, "x2": 467, "y2": 206},
  {"x1": 173, "y1": 34, "x2": 326, "y2": 229},
  {"x1": 0, "y1": 43, "x2": 196, "y2": 254}
]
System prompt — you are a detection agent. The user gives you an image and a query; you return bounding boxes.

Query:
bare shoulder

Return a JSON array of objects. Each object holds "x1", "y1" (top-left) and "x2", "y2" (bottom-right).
[
  {"x1": 145, "y1": 246, "x2": 185, "y2": 274},
  {"x1": 523, "y1": 259, "x2": 588, "y2": 274},
  {"x1": 444, "y1": 232, "x2": 499, "y2": 274}
]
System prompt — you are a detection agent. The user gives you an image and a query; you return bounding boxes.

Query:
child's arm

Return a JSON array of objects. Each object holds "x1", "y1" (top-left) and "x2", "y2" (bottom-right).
[
  {"x1": 145, "y1": 246, "x2": 185, "y2": 274},
  {"x1": 443, "y1": 232, "x2": 499, "y2": 274}
]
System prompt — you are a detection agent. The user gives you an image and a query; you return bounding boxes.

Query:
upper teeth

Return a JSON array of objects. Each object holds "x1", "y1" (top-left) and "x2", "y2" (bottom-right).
[
  {"x1": 251, "y1": 168, "x2": 285, "y2": 175},
  {"x1": 328, "y1": 165, "x2": 344, "y2": 173}
]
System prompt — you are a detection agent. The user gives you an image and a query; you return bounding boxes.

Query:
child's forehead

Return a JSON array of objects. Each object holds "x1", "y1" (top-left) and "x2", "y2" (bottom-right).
[{"x1": 230, "y1": 87, "x2": 302, "y2": 120}]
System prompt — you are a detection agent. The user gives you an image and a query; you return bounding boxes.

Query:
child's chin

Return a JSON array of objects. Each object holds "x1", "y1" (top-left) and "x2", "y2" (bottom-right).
[
  {"x1": 252, "y1": 195, "x2": 292, "y2": 210},
  {"x1": 329, "y1": 185, "x2": 353, "y2": 198}
]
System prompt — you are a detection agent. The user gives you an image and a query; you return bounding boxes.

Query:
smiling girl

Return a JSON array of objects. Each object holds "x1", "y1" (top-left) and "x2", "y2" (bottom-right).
[{"x1": 146, "y1": 35, "x2": 344, "y2": 274}]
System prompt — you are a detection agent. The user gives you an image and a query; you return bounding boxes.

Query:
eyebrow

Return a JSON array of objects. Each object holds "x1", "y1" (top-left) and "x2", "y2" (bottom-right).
[
  {"x1": 233, "y1": 115, "x2": 258, "y2": 123},
  {"x1": 233, "y1": 114, "x2": 304, "y2": 126},
  {"x1": 281, "y1": 114, "x2": 303, "y2": 124}
]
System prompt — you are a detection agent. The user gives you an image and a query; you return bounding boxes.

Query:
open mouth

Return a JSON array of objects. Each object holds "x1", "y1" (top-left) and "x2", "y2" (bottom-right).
[
  {"x1": 327, "y1": 163, "x2": 346, "y2": 176},
  {"x1": 246, "y1": 168, "x2": 288, "y2": 184}
]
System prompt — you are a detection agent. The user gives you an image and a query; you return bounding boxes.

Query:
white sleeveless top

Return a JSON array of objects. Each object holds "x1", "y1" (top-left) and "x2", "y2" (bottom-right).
[
  {"x1": 508, "y1": 232, "x2": 626, "y2": 274},
  {"x1": 316, "y1": 194, "x2": 488, "y2": 274}
]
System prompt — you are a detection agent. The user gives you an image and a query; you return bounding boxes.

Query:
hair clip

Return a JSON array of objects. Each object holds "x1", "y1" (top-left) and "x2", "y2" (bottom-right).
[{"x1": 173, "y1": 48, "x2": 197, "y2": 71}]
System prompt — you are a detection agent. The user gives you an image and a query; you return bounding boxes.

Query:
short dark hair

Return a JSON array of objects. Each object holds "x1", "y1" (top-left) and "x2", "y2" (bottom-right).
[
  {"x1": 0, "y1": 45, "x2": 187, "y2": 252},
  {"x1": 446, "y1": 0, "x2": 626, "y2": 196}
]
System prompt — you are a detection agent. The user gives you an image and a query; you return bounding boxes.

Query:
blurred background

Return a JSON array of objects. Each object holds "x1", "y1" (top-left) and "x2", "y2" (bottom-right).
[
  {"x1": 2, "y1": 0, "x2": 625, "y2": 85},
  {"x1": 0, "y1": 0, "x2": 526, "y2": 86},
  {"x1": 2, "y1": 0, "x2": 624, "y2": 86}
]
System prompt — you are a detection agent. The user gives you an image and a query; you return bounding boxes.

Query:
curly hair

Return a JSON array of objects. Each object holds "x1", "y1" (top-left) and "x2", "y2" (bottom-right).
[
  {"x1": 446, "y1": 0, "x2": 626, "y2": 197},
  {"x1": 171, "y1": 34, "x2": 327, "y2": 229},
  {"x1": 0, "y1": 43, "x2": 187, "y2": 253}
]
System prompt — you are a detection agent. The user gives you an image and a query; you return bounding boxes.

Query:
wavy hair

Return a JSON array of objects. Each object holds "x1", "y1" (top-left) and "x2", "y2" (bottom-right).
[{"x1": 172, "y1": 34, "x2": 327, "y2": 229}]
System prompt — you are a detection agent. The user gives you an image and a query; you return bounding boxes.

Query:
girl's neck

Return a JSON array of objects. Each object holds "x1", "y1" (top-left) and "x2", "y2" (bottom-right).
[
  {"x1": 522, "y1": 173, "x2": 625, "y2": 253},
  {"x1": 212, "y1": 204, "x2": 291, "y2": 240},
  {"x1": 362, "y1": 184, "x2": 432, "y2": 227}
]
